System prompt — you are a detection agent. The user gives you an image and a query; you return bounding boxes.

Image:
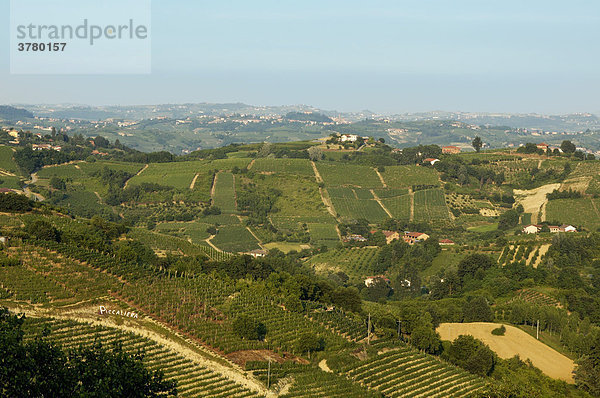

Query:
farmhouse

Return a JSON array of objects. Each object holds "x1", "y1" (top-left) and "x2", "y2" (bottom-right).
[
  {"x1": 340, "y1": 134, "x2": 359, "y2": 143},
  {"x1": 247, "y1": 249, "x2": 267, "y2": 258},
  {"x1": 423, "y1": 158, "x2": 440, "y2": 166},
  {"x1": 382, "y1": 230, "x2": 400, "y2": 244},
  {"x1": 439, "y1": 239, "x2": 455, "y2": 246},
  {"x1": 7, "y1": 129, "x2": 19, "y2": 138},
  {"x1": 523, "y1": 224, "x2": 542, "y2": 234},
  {"x1": 560, "y1": 224, "x2": 577, "y2": 233},
  {"x1": 0, "y1": 188, "x2": 15, "y2": 194},
  {"x1": 442, "y1": 146, "x2": 461, "y2": 154},
  {"x1": 403, "y1": 232, "x2": 430, "y2": 245},
  {"x1": 343, "y1": 234, "x2": 367, "y2": 243},
  {"x1": 364, "y1": 275, "x2": 391, "y2": 287},
  {"x1": 536, "y1": 143, "x2": 549, "y2": 151},
  {"x1": 549, "y1": 225, "x2": 560, "y2": 233}
]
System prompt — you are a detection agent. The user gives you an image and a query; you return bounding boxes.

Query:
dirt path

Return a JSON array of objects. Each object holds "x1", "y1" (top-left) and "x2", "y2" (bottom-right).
[
  {"x1": 591, "y1": 197, "x2": 600, "y2": 219},
  {"x1": 318, "y1": 359, "x2": 332, "y2": 373},
  {"x1": 437, "y1": 322, "x2": 574, "y2": 383},
  {"x1": 205, "y1": 235, "x2": 223, "y2": 252},
  {"x1": 189, "y1": 173, "x2": 199, "y2": 190},
  {"x1": 124, "y1": 164, "x2": 148, "y2": 189},
  {"x1": 370, "y1": 189, "x2": 393, "y2": 218},
  {"x1": 514, "y1": 183, "x2": 560, "y2": 224},
  {"x1": 374, "y1": 169, "x2": 388, "y2": 187},
  {"x1": 246, "y1": 226, "x2": 265, "y2": 249},
  {"x1": 311, "y1": 161, "x2": 324, "y2": 183},
  {"x1": 210, "y1": 172, "x2": 219, "y2": 197},
  {"x1": 247, "y1": 159, "x2": 256, "y2": 170},
  {"x1": 319, "y1": 188, "x2": 337, "y2": 219},
  {"x1": 409, "y1": 188, "x2": 415, "y2": 222},
  {"x1": 9, "y1": 304, "x2": 266, "y2": 395}
]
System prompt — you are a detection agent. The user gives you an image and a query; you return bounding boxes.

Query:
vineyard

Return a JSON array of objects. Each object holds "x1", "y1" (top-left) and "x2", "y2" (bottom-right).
[
  {"x1": 546, "y1": 197, "x2": 600, "y2": 230},
  {"x1": 246, "y1": 361, "x2": 380, "y2": 398},
  {"x1": 212, "y1": 172, "x2": 237, "y2": 213},
  {"x1": 379, "y1": 165, "x2": 440, "y2": 188},
  {"x1": 211, "y1": 225, "x2": 260, "y2": 253},
  {"x1": 0, "y1": 145, "x2": 19, "y2": 174},
  {"x1": 307, "y1": 247, "x2": 380, "y2": 282},
  {"x1": 414, "y1": 189, "x2": 451, "y2": 222},
  {"x1": 316, "y1": 162, "x2": 383, "y2": 188},
  {"x1": 343, "y1": 346, "x2": 486, "y2": 397},
  {"x1": 509, "y1": 289, "x2": 561, "y2": 308},
  {"x1": 252, "y1": 158, "x2": 313, "y2": 176},
  {"x1": 327, "y1": 187, "x2": 389, "y2": 223},
  {"x1": 127, "y1": 161, "x2": 205, "y2": 190},
  {"x1": 307, "y1": 222, "x2": 340, "y2": 248},
  {"x1": 22, "y1": 317, "x2": 263, "y2": 398},
  {"x1": 381, "y1": 194, "x2": 411, "y2": 220}
]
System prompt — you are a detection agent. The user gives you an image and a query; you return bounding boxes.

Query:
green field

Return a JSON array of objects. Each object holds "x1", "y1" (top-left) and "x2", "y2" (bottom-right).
[
  {"x1": 308, "y1": 222, "x2": 340, "y2": 248},
  {"x1": 36, "y1": 164, "x2": 84, "y2": 179},
  {"x1": 546, "y1": 197, "x2": 600, "y2": 230},
  {"x1": 316, "y1": 162, "x2": 383, "y2": 188},
  {"x1": 211, "y1": 225, "x2": 260, "y2": 253},
  {"x1": 252, "y1": 158, "x2": 313, "y2": 175},
  {"x1": 329, "y1": 195, "x2": 389, "y2": 223},
  {"x1": 414, "y1": 189, "x2": 450, "y2": 222},
  {"x1": 307, "y1": 247, "x2": 380, "y2": 281},
  {"x1": 381, "y1": 194, "x2": 411, "y2": 220},
  {"x1": 155, "y1": 221, "x2": 212, "y2": 244},
  {"x1": 212, "y1": 172, "x2": 237, "y2": 213},
  {"x1": 373, "y1": 188, "x2": 410, "y2": 198},
  {"x1": 0, "y1": 145, "x2": 20, "y2": 174},
  {"x1": 0, "y1": 175, "x2": 22, "y2": 189},
  {"x1": 127, "y1": 161, "x2": 205, "y2": 189},
  {"x1": 380, "y1": 165, "x2": 439, "y2": 188}
]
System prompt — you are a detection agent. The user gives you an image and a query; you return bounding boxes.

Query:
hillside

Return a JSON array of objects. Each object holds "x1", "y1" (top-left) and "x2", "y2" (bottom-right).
[{"x1": 1, "y1": 136, "x2": 600, "y2": 397}]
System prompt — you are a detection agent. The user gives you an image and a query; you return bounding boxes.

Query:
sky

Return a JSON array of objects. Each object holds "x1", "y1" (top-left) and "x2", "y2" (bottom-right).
[{"x1": 1, "y1": 0, "x2": 599, "y2": 114}]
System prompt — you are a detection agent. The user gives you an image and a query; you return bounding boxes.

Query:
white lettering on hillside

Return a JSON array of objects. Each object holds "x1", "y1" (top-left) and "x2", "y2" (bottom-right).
[{"x1": 98, "y1": 305, "x2": 138, "y2": 319}]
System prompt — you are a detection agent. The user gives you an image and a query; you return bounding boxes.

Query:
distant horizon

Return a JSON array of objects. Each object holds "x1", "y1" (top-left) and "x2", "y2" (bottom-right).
[{"x1": 6, "y1": 102, "x2": 600, "y2": 118}]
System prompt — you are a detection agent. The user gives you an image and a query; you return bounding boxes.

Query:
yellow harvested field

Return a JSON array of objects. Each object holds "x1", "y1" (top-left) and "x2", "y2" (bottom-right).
[{"x1": 437, "y1": 322, "x2": 574, "y2": 383}]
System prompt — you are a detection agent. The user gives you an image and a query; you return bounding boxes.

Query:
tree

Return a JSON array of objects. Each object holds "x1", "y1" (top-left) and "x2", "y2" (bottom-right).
[
  {"x1": 0, "y1": 308, "x2": 176, "y2": 397},
  {"x1": 232, "y1": 315, "x2": 267, "y2": 340},
  {"x1": 49, "y1": 176, "x2": 66, "y2": 190},
  {"x1": 443, "y1": 335, "x2": 496, "y2": 376},
  {"x1": 463, "y1": 296, "x2": 493, "y2": 322},
  {"x1": 498, "y1": 209, "x2": 519, "y2": 230},
  {"x1": 472, "y1": 136, "x2": 483, "y2": 152},
  {"x1": 307, "y1": 146, "x2": 323, "y2": 161},
  {"x1": 25, "y1": 220, "x2": 60, "y2": 242},
  {"x1": 457, "y1": 254, "x2": 495, "y2": 282},
  {"x1": 411, "y1": 325, "x2": 441, "y2": 354},
  {"x1": 295, "y1": 332, "x2": 325, "y2": 356},
  {"x1": 561, "y1": 140, "x2": 576, "y2": 154}
]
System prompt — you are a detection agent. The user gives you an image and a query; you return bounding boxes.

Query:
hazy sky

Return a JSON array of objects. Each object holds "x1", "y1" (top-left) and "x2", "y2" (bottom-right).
[{"x1": 1, "y1": 0, "x2": 599, "y2": 113}]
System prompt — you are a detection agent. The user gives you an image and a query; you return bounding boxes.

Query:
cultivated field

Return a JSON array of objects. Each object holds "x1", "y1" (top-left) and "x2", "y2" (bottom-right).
[
  {"x1": 380, "y1": 165, "x2": 440, "y2": 188},
  {"x1": 315, "y1": 162, "x2": 383, "y2": 188},
  {"x1": 414, "y1": 189, "x2": 450, "y2": 222},
  {"x1": 437, "y1": 322, "x2": 574, "y2": 382},
  {"x1": 212, "y1": 172, "x2": 237, "y2": 213},
  {"x1": 546, "y1": 197, "x2": 600, "y2": 230}
]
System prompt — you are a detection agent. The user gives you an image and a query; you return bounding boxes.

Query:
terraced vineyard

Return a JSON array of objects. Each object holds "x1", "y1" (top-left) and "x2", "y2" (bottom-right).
[
  {"x1": 343, "y1": 346, "x2": 486, "y2": 397},
  {"x1": 510, "y1": 288, "x2": 561, "y2": 308},
  {"x1": 247, "y1": 362, "x2": 380, "y2": 398},
  {"x1": 22, "y1": 318, "x2": 263, "y2": 398}
]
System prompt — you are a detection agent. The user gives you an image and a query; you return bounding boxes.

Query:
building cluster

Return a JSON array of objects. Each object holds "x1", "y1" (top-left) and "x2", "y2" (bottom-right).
[{"x1": 522, "y1": 224, "x2": 577, "y2": 234}]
